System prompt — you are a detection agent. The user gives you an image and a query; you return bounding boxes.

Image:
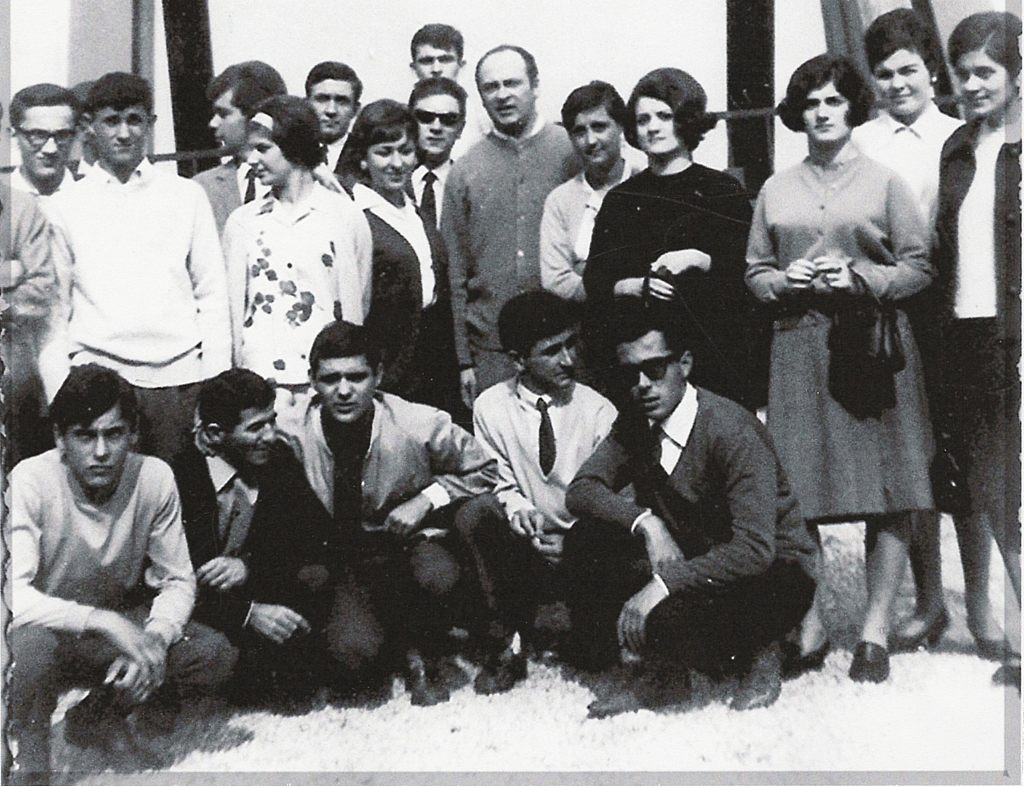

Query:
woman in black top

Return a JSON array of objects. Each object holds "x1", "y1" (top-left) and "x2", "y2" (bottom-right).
[{"x1": 584, "y1": 68, "x2": 760, "y2": 408}]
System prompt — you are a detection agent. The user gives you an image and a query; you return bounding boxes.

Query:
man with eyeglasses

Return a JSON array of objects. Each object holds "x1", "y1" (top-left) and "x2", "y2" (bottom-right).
[
  {"x1": 46, "y1": 72, "x2": 230, "y2": 464},
  {"x1": 9, "y1": 83, "x2": 81, "y2": 199},
  {"x1": 563, "y1": 308, "x2": 817, "y2": 717},
  {"x1": 408, "y1": 77, "x2": 467, "y2": 229}
]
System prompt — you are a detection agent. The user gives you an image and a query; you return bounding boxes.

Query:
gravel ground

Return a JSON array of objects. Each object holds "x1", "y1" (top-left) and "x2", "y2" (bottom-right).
[{"x1": 49, "y1": 517, "x2": 1019, "y2": 783}]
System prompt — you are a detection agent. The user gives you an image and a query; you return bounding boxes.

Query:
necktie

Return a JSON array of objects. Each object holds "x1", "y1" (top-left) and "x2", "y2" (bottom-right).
[
  {"x1": 537, "y1": 398, "x2": 556, "y2": 475},
  {"x1": 420, "y1": 171, "x2": 438, "y2": 228},
  {"x1": 243, "y1": 168, "x2": 257, "y2": 203}
]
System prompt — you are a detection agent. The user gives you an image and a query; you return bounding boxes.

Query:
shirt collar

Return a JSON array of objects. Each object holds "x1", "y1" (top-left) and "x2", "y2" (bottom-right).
[
  {"x1": 516, "y1": 379, "x2": 552, "y2": 410},
  {"x1": 205, "y1": 454, "x2": 240, "y2": 494},
  {"x1": 654, "y1": 384, "x2": 699, "y2": 448},
  {"x1": 89, "y1": 157, "x2": 154, "y2": 185},
  {"x1": 414, "y1": 160, "x2": 452, "y2": 184},
  {"x1": 257, "y1": 182, "x2": 334, "y2": 219},
  {"x1": 880, "y1": 102, "x2": 945, "y2": 140},
  {"x1": 490, "y1": 114, "x2": 546, "y2": 144}
]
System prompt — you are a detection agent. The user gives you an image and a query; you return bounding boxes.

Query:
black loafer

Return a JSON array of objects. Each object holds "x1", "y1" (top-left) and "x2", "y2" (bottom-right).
[
  {"x1": 890, "y1": 608, "x2": 950, "y2": 653},
  {"x1": 473, "y1": 648, "x2": 528, "y2": 695},
  {"x1": 731, "y1": 643, "x2": 783, "y2": 711},
  {"x1": 992, "y1": 663, "x2": 1021, "y2": 692},
  {"x1": 781, "y1": 637, "x2": 831, "y2": 678},
  {"x1": 849, "y1": 641, "x2": 890, "y2": 683}
]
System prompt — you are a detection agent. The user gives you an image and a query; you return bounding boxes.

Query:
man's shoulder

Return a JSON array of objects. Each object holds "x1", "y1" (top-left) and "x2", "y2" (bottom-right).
[
  {"x1": 473, "y1": 378, "x2": 518, "y2": 417},
  {"x1": 192, "y1": 162, "x2": 233, "y2": 187},
  {"x1": 569, "y1": 382, "x2": 615, "y2": 413},
  {"x1": 10, "y1": 449, "x2": 63, "y2": 487},
  {"x1": 694, "y1": 389, "x2": 769, "y2": 446},
  {"x1": 378, "y1": 392, "x2": 460, "y2": 442}
]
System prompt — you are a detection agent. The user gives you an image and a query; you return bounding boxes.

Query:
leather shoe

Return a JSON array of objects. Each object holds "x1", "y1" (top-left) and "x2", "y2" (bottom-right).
[
  {"x1": 849, "y1": 641, "x2": 890, "y2": 683},
  {"x1": 731, "y1": 643, "x2": 783, "y2": 711},
  {"x1": 474, "y1": 647, "x2": 528, "y2": 695},
  {"x1": 992, "y1": 663, "x2": 1021, "y2": 692},
  {"x1": 405, "y1": 652, "x2": 450, "y2": 707},
  {"x1": 780, "y1": 637, "x2": 830, "y2": 678},
  {"x1": 890, "y1": 608, "x2": 949, "y2": 653},
  {"x1": 587, "y1": 688, "x2": 644, "y2": 719},
  {"x1": 975, "y1": 637, "x2": 1006, "y2": 662}
]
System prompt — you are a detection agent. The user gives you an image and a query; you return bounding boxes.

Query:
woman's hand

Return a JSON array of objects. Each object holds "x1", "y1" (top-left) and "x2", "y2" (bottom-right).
[
  {"x1": 785, "y1": 259, "x2": 819, "y2": 291},
  {"x1": 814, "y1": 254, "x2": 854, "y2": 291},
  {"x1": 613, "y1": 277, "x2": 646, "y2": 298},
  {"x1": 653, "y1": 249, "x2": 711, "y2": 275}
]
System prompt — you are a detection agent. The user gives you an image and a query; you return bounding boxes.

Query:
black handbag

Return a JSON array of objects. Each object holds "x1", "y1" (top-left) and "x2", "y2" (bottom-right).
[{"x1": 827, "y1": 271, "x2": 905, "y2": 418}]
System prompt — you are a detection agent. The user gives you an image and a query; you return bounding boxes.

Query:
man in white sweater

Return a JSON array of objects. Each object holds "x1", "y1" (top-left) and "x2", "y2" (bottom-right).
[
  {"x1": 8, "y1": 365, "x2": 237, "y2": 784},
  {"x1": 47, "y1": 72, "x2": 231, "y2": 462},
  {"x1": 459, "y1": 291, "x2": 616, "y2": 693}
]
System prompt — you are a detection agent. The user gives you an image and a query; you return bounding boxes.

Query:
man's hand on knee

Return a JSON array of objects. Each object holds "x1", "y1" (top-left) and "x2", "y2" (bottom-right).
[
  {"x1": 634, "y1": 514, "x2": 685, "y2": 575},
  {"x1": 197, "y1": 556, "x2": 249, "y2": 591},
  {"x1": 248, "y1": 603, "x2": 311, "y2": 645},
  {"x1": 510, "y1": 508, "x2": 545, "y2": 539},
  {"x1": 617, "y1": 579, "x2": 670, "y2": 655},
  {"x1": 385, "y1": 493, "x2": 433, "y2": 537}
]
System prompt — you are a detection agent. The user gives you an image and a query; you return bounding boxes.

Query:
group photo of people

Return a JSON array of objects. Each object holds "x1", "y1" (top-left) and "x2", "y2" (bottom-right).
[{"x1": 1, "y1": 0, "x2": 1020, "y2": 782}]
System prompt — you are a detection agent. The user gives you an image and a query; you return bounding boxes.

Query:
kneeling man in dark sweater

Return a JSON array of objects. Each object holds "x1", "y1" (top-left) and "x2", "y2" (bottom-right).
[{"x1": 564, "y1": 309, "x2": 817, "y2": 716}]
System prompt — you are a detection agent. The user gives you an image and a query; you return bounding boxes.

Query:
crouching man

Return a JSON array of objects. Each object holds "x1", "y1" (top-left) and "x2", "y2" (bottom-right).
[
  {"x1": 564, "y1": 310, "x2": 817, "y2": 716},
  {"x1": 172, "y1": 368, "x2": 369, "y2": 704},
  {"x1": 458, "y1": 292, "x2": 617, "y2": 693},
  {"x1": 9, "y1": 365, "x2": 237, "y2": 784},
  {"x1": 293, "y1": 321, "x2": 499, "y2": 705}
]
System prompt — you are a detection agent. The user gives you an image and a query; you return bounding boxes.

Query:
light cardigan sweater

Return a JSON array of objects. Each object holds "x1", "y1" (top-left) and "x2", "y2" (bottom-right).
[{"x1": 48, "y1": 160, "x2": 231, "y2": 387}]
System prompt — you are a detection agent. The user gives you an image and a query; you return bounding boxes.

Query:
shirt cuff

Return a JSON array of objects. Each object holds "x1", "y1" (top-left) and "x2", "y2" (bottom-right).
[
  {"x1": 242, "y1": 603, "x2": 255, "y2": 630},
  {"x1": 651, "y1": 574, "x2": 670, "y2": 599},
  {"x1": 421, "y1": 483, "x2": 451, "y2": 511},
  {"x1": 144, "y1": 619, "x2": 180, "y2": 648},
  {"x1": 630, "y1": 509, "x2": 655, "y2": 536}
]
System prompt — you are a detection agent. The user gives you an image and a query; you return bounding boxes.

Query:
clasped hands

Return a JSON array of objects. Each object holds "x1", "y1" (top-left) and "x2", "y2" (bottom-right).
[
  {"x1": 92, "y1": 610, "x2": 169, "y2": 705},
  {"x1": 786, "y1": 252, "x2": 856, "y2": 293},
  {"x1": 612, "y1": 248, "x2": 711, "y2": 302},
  {"x1": 509, "y1": 508, "x2": 564, "y2": 565}
]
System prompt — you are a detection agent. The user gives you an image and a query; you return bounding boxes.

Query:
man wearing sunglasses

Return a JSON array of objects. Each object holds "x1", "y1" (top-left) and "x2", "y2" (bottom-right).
[
  {"x1": 563, "y1": 309, "x2": 818, "y2": 716},
  {"x1": 9, "y1": 83, "x2": 81, "y2": 199},
  {"x1": 408, "y1": 77, "x2": 466, "y2": 229}
]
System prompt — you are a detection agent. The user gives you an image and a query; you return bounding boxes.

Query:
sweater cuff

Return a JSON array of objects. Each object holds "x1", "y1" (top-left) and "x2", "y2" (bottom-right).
[
  {"x1": 630, "y1": 509, "x2": 655, "y2": 536},
  {"x1": 422, "y1": 483, "x2": 451, "y2": 510}
]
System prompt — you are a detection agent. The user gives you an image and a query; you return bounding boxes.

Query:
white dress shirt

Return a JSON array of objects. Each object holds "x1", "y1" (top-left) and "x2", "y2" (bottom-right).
[
  {"x1": 411, "y1": 160, "x2": 453, "y2": 228},
  {"x1": 325, "y1": 135, "x2": 348, "y2": 172},
  {"x1": 235, "y1": 161, "x2": 271, "y2": 203},
  {"x1": 954, "y1": 126, "x2": 1002, "y2": 319},
  {"x1": 852, "y1": 103, "x2": 961, "y2": 230}
]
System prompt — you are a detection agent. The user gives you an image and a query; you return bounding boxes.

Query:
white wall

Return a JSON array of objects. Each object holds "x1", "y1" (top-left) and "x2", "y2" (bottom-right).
[
  {"x1": 206, "y1": 0, "x2": 732, "y2": 168},
  {"x1": 773, "y1": 0, "x2": 828, "y2": 171}
]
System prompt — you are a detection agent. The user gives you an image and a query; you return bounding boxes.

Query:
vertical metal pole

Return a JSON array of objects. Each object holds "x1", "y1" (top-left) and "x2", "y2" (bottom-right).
[
  {"x1": 132, "y1": 0, "x2": 155, "y2": 156},
  {"x1": 726, "y1": 0, "x2": 774, "y2": 194},
  {"x1": 162, "y1": 0, "x2": 215, "y2": 175}
]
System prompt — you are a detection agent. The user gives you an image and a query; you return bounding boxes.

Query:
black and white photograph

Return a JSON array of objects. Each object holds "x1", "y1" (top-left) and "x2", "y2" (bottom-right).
[{"x1": 1, "y1": 0, "x2": 1021, "y2": 783}]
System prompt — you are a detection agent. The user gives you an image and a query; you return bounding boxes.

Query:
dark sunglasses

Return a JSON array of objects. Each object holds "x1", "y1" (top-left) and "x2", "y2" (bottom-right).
[
  {"x1": 414, "y1": 109, "x2": 462, "y2": 127},
  {"x1": 616, "y1": 354, "x2": 679, "y2": 387},
  {"x1": 18, "y1": 127, "x2": 76, "y2": 149}
]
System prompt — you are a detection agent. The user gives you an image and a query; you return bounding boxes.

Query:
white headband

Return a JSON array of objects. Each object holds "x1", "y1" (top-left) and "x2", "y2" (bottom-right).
[{"x1": 250, "y1": 112, "x2": 274, "y2": 131}]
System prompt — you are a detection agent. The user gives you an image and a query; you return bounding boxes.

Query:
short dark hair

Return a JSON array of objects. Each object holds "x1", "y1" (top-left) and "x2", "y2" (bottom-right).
[
  {"x1": 409, "y1": 77, "x2": 468, "y2": 116},
  {"x1": 864, "y1": 9, "x2": 943, "y2": 75},
  {"x1": 561, "y1": 80, "x2": 629, "y2": 131},
  {"x1": 777, "y1": 54, "x2": 874, "y2": 132},
  {"x1": 309, "y1": 321, "x2": 383, "y2": 375},
  {"x1": 50, "y1": 364, "x2": 138, "y2": 433},
  {"x1": 304, "y1": 61, "x2": 363, "y2": 103},
  {"x1": 411, "y1": 23, "x2": 465, "y2": 61},
  {"x1": 207, "y1": 61, "x2": 287, "y2": 116},
  {"x1": 613, "y1": 304, "x2": 691, "y2": 358},
  {"x1": 197, "y1": 369, "x2": 275, "y2": 431},
  {"x1": 10, "y1": 83, "x2": 81, "y2": 127},
  {"x1": 475, "y1": 45, "x2": 539, "y2": 89},
  {"x1": 85, "y1": 72, "x2": 152, "y2": 115},
  {"x1": 498, "y1": 292, "x2": 579, "y2": 357},
  {"x1": 249, "y1": 95, "x2": 324, "y2": 169},
  {"x1": 948, "y1": 11, "x2": 1022, "y2": 77},
  {"x1": 625, "y1": 68, "x2": 717, "y2": 151},
  {"x1": 338, "y1": 99, "x2": 417, "y2": 185}
]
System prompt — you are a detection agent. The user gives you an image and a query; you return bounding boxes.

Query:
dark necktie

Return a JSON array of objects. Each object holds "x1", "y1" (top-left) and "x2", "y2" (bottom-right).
[
  {"x1": 420, "y1": 171, "x2": 438, "y2": 228},
  {"x1": 537, "y1": 398, "x2": 556, "y2": 475},
  {"x1": 243, "y1": 168, "x2": 257, "y2": 203}
]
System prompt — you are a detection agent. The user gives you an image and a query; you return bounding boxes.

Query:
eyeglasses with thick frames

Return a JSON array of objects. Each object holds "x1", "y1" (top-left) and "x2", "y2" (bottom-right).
[
  {"x1": 17, "y1": 127, "x2": 76, "y2": 149},
  {"x1": 616, "y1": 354, "x2": 679, "y2": 387},
  {"x1": 414, "y1": 109, "x2": 462, "y2": 127}
]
